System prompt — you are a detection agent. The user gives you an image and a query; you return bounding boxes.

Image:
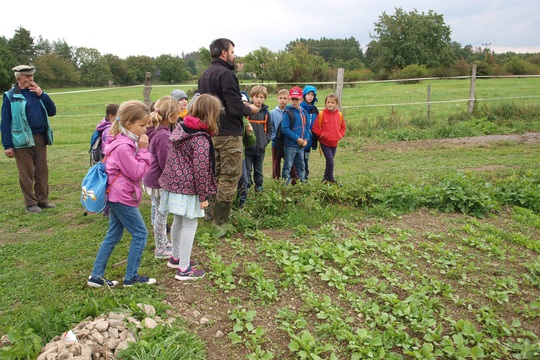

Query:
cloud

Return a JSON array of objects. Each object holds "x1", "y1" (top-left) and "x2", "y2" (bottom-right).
[{"x1": 1, "y1": 0, "x2": 538, "y2": 58}]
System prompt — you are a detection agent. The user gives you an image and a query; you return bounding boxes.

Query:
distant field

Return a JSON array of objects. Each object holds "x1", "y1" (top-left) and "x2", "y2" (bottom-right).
[{"x1": 2, "y1": 76, "x2": 538, "y2": 147}]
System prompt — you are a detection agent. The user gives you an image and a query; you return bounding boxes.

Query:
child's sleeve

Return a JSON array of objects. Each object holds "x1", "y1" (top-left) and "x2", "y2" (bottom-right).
[
  {"x1": 265, "y1": 111, "x2": 272, "y2": 144},
  {"x1": 282, "y1": 111, "x2": 297, "y2": 142},
  {"x1": 311, "y1": 113, "x2": 323, "y2": 138},
  {"x1": 339, "y1": 113, "x2": 346, "y2": 139}
]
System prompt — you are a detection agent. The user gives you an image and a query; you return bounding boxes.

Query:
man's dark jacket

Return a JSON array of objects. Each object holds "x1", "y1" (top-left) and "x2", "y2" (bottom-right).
[{"x1": 198, "y1": 58, "x2": 252, "y2": 137}]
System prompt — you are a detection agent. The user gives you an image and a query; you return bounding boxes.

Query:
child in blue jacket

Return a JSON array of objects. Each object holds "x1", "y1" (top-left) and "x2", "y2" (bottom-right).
[{"x1": 281, "y1": 86, "x2": 310, "y2": 185}]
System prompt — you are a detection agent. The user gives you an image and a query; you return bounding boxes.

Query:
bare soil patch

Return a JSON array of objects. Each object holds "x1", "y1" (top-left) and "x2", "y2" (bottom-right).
[{"x1": 362, "y1": 132, "x2": 540, "y2": 152}]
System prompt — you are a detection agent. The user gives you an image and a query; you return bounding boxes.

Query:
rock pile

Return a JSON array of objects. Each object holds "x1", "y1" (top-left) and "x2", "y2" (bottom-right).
[{"x1": 37, "y1": 304, "x2": 162, "y2": 360}]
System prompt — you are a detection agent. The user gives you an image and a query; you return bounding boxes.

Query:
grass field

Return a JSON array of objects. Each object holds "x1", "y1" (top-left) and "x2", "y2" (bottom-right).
[{"x1": 1, "y1": 79, "x2": 539, "y2": 359}]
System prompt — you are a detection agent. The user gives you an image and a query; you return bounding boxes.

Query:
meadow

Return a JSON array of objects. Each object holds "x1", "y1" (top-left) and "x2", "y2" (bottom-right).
[{"x1": 0, "y1": 78, "x2": 540, "y2": 359}]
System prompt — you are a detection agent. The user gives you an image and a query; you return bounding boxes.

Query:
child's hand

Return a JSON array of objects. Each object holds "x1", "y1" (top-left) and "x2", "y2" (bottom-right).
[
  {"x1": 138, "y1": 134, "x2": 149, "y2": 149},
  {"x1": 297, "y1": 138, "x2": 307, "y2": 147},
  {"x1": 200, "y1": 200, "x2": 209, "y2": 209},
  {"x1": 248, "y1": 104, "x2": 260, "y2": 115},
  {"x1": 246, "y1": 124, "x2": 253, "y2": 135}
]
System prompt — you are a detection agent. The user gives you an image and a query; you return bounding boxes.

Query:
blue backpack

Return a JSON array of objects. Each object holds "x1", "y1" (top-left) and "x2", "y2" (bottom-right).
[{"x1": 81, "y1": 153, "x2": 119, "y2": 214}]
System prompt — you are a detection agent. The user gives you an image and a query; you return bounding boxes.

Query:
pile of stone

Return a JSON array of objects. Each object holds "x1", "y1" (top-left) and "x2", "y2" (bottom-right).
[{"x1": 37, "y1": 303, "x2": 162, "y2": 360}]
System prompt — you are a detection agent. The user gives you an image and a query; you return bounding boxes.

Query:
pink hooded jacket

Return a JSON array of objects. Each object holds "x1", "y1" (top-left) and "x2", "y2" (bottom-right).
[{"x1": 105, "y1": 134, "x2": 151, "y2": 207}]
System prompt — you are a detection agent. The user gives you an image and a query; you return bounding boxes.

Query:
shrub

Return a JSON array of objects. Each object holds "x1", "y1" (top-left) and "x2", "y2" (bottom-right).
[
  {"x1": 503, "y1": 57, "x2": 536, "y2": 75},
  {"x1": 389, "y1": 64, "x2": 430, "y2": 82}
]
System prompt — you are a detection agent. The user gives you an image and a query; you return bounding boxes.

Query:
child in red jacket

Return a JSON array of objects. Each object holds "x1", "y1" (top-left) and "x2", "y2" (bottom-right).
[{"x1": 311, "y1": 94, "x2": 346, "y2": 184}]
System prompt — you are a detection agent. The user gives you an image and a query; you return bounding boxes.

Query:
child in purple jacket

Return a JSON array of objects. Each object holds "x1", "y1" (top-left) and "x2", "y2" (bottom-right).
[{"x1": 142, "y1": 96, "x2": 178, "y2": 259}]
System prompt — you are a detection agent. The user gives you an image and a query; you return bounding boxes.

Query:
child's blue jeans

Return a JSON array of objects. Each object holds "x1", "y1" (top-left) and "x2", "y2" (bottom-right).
[{"x1": 91, "y1": 201, "x2": 148, "y2": 282}]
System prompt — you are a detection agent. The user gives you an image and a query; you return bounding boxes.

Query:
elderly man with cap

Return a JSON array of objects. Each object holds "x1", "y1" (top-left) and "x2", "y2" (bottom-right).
[{"x1": 1, "y1": 65, "x2": 57, "y2": 213}]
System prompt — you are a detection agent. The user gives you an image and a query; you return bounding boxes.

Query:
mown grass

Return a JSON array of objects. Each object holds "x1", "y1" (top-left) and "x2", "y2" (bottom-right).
[{"x1": 0, "y1": 79, "x2": 539, "y2": 359}]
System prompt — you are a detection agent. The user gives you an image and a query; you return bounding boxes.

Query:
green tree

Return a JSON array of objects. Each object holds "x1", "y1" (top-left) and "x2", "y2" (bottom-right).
[
  {"x1": 34, "y1": 36, "x2": 52, "y2": 57},
  {"x1": 243, "y1": 47, "x2": 274, "y2": 82},
  {"x1": 74, "y1": 47, "x2": 111, "y2": 86},
  {"x1": 198, "y1": 47, "x2": 211, "y2": 68},
  {"x1": 53, "y1": 39, "x2": 74, "y2": 63},
  {"x1": 104, "y1": 54, "x2": 131, "y2": 85},
  {"x1": 8, "y1": 26, "x2": 35, "y2": 64},
  {"x1": 154, "y1": 55, "x2": 189, "y2": 84},
  {"x1": 367, "y1": 8, "x2": 454, "y2": 73},
  {"x1": 503, "y1": 56, "x2": 536, "y2": 75},
  {"x1": 287, "y1": 37, "x2": 364, "y2": 69},
  {"x1": 182, "y1": 50, "x2": 205, "y2": 77},
  {"x1": 289, "y1": 44, "x2": 330, "y2": 82},
  {"x1": 125, "y1": 55, "x2": 154, "y2": 84},
  {"x1": 266, "y1": 50, "x2": 297, "y2": 83},
  {"x1": 34, "y1": 53, "x2": 80, "y2": 88},
  {"x1": 0, "y1": 37, "x2": 18, "y2": 92}
]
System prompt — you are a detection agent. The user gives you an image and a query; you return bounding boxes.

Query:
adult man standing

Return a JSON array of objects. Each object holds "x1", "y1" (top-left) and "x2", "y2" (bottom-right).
[
  {"x1": 198, "y1": 38, "x2": 259, "y2": 226},
  {"x1": 1, "y1": 65, "x2": 57, "y2": 213}
]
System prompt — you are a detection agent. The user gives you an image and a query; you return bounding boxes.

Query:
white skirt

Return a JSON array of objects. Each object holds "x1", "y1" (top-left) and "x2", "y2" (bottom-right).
[{"x1": 159, "y1": 190, "x2": 204, "y2": 219}]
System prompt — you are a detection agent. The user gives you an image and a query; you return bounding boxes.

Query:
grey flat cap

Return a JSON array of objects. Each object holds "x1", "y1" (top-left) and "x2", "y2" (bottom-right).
[{"x1": 12, "y1": 65, "x2": 35, "y2": 75}]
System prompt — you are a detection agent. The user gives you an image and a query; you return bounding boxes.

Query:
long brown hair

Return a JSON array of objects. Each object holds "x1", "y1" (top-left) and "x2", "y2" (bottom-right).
[{"x1": 188, "y1": 94, "x2": 222, "y2": 135}]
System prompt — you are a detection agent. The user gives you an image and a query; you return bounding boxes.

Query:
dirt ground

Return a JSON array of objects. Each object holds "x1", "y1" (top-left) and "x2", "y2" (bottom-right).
[
  {"x1": 361, "y1": 132, "x2": 540, "y2": 151},
  {"x1": 161, "y1": 132, "x2": 540, "y2": 359}
]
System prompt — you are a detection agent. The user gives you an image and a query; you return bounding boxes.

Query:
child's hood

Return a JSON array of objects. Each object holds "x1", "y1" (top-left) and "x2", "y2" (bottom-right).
[
  {"x1": 183, "y1": 115, "x2": 208, "y2": 132},
  {"x1": 96, "y1": 118, "x2": 112, "y2": 132},
  {"x1": 169, "y1": 116, "x2": 210, "y2": 145},
  {"x1": 302, "y1": 85, "x2": 318, "y2": 103}
]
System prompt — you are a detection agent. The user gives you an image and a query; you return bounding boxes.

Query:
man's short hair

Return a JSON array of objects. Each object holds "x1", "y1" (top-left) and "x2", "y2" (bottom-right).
[{"x1": 210, "y1": 38, "x2": 235, "y2": 58}]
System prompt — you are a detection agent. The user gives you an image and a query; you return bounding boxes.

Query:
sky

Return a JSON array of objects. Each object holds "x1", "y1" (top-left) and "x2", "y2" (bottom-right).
[{"x1": 2, "y1": 0, "x2": 539, "y2": 59}]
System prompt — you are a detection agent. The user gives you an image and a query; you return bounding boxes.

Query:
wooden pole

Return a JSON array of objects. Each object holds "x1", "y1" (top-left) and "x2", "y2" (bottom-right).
[
  {"x1": 335, "y1": 68, "x2": 345, "y2": 111},
  {"x1": 143, "y1": 72, "x2": 152, "y2": 110},
  {"x1": 468, "y1": 64, "x2": 477, "y2": 114}
]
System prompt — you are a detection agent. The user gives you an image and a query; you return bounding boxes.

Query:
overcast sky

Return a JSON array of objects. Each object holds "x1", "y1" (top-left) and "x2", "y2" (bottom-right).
[{"x1": 2, "y1": 0, "x2": 539, "y2": 59}]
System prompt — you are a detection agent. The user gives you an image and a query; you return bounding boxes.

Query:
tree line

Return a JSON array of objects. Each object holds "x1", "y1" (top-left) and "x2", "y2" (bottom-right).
[{"x1": 1, "y1": 8, "x2": 539, "y2": 92}]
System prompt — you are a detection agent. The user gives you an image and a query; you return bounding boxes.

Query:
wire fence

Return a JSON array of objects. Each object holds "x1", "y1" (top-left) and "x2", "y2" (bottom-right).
[{"x1": 10, "y1": 75, "x2": 538, "y2": 124}]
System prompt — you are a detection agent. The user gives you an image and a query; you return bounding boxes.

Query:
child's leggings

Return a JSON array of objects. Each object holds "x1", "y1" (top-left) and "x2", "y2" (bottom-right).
[
  {"x1": 151, "y1": 194, "x2": 171, "y2": 252},
  {"x1": 321, "y1": 144, "x2": 337, "y2": 182},
  {"x1": 171, "y1": 214, "x2": 198, "y2": 269}
]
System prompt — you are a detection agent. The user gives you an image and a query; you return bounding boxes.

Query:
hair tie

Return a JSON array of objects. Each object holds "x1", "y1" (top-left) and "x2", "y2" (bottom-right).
[
  {"x1": 156, "y1": 109, "x2": 161, "y2": 115},
  {"x1": 115, "y1": 116, "x2": 120, "y2": 122}
]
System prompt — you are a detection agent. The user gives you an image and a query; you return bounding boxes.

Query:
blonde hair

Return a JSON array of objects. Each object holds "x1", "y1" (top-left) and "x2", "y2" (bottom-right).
[
  {"x1": 149, "y1": 96, "x2": 178, "y2": 128},
  {"x1": 277, "y1": 88, "x2": 289, "y2": 97},
  {"x1": 325, "y1": 93, "x2": 339, "y2": 105},
  {"x1": 188, "y1": 94, "x2": 222, "y2": 135},
  {"x1": 250, "y1": 85, "x2": 267, "y2": 99},
  {"x1": 110, "y1": 100, "x2": 150, "y2": 136}
]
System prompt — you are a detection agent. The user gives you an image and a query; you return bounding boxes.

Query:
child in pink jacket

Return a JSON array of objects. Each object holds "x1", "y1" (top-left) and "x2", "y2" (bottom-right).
[
  {"x1": 311, "y1": 94, "x2": 346, "y2": 184},
  {"x1": 88, "y1": 100, "x2": 155, "y2": 288}
]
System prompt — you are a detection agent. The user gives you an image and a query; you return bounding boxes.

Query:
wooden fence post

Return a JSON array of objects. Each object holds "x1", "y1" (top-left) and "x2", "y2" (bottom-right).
[
  {"x1": 335, "y1": 68, "x2": 344, "y2": 111},
  {"x1": 143, "y1": 72, "x2": 152, "y2": 109},
  {"x1": 468, "y1": 64, "x2": 477, "y2": 113}
]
